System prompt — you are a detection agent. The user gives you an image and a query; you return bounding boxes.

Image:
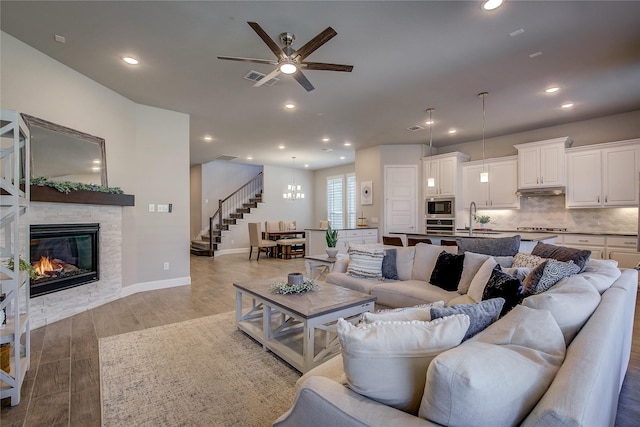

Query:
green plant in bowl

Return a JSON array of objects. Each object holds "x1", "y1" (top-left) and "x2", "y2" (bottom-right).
[{"x1": 325, "y1": 225, "x2": 338, "y2": 247}]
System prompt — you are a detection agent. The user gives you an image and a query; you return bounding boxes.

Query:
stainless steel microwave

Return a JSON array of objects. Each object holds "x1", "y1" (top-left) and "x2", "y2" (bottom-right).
[{"x1": 426, "y1": 197, "x2": 455, "y2": 218}]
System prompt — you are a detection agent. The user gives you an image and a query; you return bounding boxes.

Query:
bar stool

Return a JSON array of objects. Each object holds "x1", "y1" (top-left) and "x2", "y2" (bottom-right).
[{"x1": 407, "y1": 237, "x2": 432, "y2": 246}]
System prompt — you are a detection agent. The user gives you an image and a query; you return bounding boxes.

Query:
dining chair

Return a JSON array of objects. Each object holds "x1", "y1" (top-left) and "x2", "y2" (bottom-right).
[
  {"x1": 383, "y1": 236, "x2": 404, "y2": 246},
  {"x1": 407, "y1": 237, "x2": 432, "y2": 246},
  {"x1": 248, "y1": 223, "x2": 277, "y2": 260}
]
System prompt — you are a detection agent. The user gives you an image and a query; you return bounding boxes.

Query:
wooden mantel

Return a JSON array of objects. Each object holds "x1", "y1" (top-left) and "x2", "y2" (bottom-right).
[{"x1": 30, "y1": 185, "x2": 135, "y2": 206}]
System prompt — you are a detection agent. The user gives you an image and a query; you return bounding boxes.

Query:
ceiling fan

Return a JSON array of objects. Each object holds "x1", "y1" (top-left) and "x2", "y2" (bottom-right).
[{"x1": 218, "y1": 21, "x2": 353, "y2": 92}]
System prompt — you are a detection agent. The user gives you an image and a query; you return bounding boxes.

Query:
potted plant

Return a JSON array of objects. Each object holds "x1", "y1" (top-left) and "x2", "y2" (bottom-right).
[
  {"x1": 325, "y1": 225, "x2": 339, "y2": 258},
  {"x1": 476, "y1": 215, "x2": 491, "y2": 230}
]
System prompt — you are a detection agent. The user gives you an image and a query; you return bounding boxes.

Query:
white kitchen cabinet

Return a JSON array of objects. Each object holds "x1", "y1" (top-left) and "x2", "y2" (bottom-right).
[
  {"x1": 558, "y1": 234, "x2": 605, "y2": 259},
  {"x1": 423, "y1": 152, "x2": 469, "y2": 197},
  {"x1": 306, "y1": 228, "x2": 379, "y2": 256},
  {"x1": 515, "y1": 137, "x2": 572, "y2": 189},
  {"x1": 605, "y1": 236, "x2": 640, "y2": 269},
  {"x1": 566, "y1": 139, "x2": 640, "y2": 208},
  {"x1": 462, "y1": 157, "x2": 519, "y2": 209}
]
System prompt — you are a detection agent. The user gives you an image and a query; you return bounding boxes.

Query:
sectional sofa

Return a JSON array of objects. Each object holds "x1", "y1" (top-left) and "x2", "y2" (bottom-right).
[{"x1": 273, "y1": 240, "x2": 638, "y2": 427}]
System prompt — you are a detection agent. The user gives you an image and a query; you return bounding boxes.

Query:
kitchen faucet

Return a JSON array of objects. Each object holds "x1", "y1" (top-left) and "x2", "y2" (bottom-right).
[{"x1": 469, "y1": 201, "x2": 477, "y2": 237}]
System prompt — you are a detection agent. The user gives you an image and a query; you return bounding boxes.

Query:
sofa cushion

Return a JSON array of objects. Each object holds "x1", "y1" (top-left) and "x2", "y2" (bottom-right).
[
  {"x1": 531, "y1": 242, "x2": 591, "y2": 272},
  {"x1": 326, "y1": 272, "x2": 380, "y2": 294},
  {"x1": 512, "y1": 252, "x2": 546, "y2": 269},
  {"x1": 338, "y1": 314, "x2": 470, "y2": 415},
  {"x1": 467, "y1": 257, "x2": 498, "y2": 303},
  {"x1": 526, "y1": 259, "x2": 581, "y2": 295},
  {"x1": 361, "y1": 302, "x2": 446, "y2": 323},
  {"x1": 395, "y1": 246, "x2": 416, "y2": 281},
  {"x1": 429, "y1": 251, "x2": 465, "y2": 291},
  {"x1": 371, "y1": 280, "x2": 460, "y2": 308},
  {"x1": 482, "y1": 265, "x2": 524, "y2": 316},
  {"x1": 523, "y1": 275, "x2": 601, "y2": 345},
  {"x1": 579, "y1": 258, "x2": 622, "y2": 294},
  {"x1": 347, "y1": 243, "x2": 384, "y2": 279},
  {"x1": 455, "y1": 235, "x2": 521, "y2": 257},
  {"x1": 411, "y1": 243, "x2": 456, "y2": 282},
  {"x1": 446, "y1": 293, "x2": 476, "y2": 306},
  {"x1": 419, "y1": 305, "x2": 566, "y2": 426},
  {"x1": 381, "y1": 249, "x2": 399, "y2": 280},
  {"x1": 431, "y1": 298, "x2": 505, "y2": 341},
  {"x1": 457, "y1": 252, "x2": 514, "y2": 295}
]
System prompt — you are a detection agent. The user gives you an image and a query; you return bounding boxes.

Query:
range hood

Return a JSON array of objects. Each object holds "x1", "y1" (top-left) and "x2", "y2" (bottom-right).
[{"x1": 515, "y1": 186, "x2": 565, "y2": 196}]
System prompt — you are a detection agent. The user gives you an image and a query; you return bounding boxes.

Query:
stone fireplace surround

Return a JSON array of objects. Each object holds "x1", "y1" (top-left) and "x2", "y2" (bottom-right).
[{"x1": 29, "y1": 202, "x2": 123, "y2": 329}]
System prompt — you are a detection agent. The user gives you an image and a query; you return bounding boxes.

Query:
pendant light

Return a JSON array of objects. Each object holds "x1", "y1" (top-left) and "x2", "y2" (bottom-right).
[
  {"x1": 478, "y1": 92, "x2": 489, "y2": 183},
  {"x1": 426, "y1": 108, "x2": 436, "y2": 188},
  {"x1": 283, "y1": 156, "x2": 304, "y2": 200}
]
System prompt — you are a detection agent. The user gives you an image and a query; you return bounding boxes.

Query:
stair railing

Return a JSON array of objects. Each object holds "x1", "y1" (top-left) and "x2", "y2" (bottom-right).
[{"x1": 205, "y1": 172, "x2": 263, "y2": 255}]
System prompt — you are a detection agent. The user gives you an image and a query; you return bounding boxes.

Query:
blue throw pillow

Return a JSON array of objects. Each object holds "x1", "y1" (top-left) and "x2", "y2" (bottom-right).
[
  {"x1": 381, "y1": 249, "x2": 399, "y2": 280},
  {"x1": 482, "y1": 265, "x2": 524, "y2": 316},
  {"x1": 431, "y1": 298, "x2": 505, "y2": 341}
]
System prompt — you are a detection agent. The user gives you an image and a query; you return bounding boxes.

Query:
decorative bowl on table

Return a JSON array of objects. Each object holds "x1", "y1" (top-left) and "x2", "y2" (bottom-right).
[{"x1": 326, "y1": 248, "x2": 339, "y2": 258}]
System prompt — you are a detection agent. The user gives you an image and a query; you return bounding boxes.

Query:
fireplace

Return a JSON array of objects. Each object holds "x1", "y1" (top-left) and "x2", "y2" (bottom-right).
[{"x1": 30, "y1": 223, "x2": 99, "y2": 297}]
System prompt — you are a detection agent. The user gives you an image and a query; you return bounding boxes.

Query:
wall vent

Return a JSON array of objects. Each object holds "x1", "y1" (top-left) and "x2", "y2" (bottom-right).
[
  {"x1": 243, "y1": 70, "x2": 279, "y2": 86},
  {"x1": 215, "y1": 155, "x2": 238, "y2": 161},
  {"x1": 406, "y1": 125, "x2": 425, "y2": 132}
]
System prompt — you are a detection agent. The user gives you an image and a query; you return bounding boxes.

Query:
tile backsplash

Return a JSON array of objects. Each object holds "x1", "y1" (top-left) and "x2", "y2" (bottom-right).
[{"x1": 476, "y1": 195, "x2": 638, "y2": 234}]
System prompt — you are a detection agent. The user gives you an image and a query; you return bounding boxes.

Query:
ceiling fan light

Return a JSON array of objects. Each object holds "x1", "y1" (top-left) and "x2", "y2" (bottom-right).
[
  {"x1": 482, "y1": 0, "x2": 503, "y2": 11},
  {"x1": 280, "y1": 62, "x2": 297, "y2": 74}
]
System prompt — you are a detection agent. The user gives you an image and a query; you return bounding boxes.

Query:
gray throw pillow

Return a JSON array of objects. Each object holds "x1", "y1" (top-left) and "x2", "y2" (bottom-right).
[
  {"x1": 431, "y1": 298, "x2": 505, "y2": 341},
  {"x1": 455, "y1": 235, "x2": 521, "y2": 257},
  {"x1": 382, "y1": 249, "x2": 399, "y2": 280},
  {"x1": 531, "y1": 242, "x2": 591, "y2": 272}
]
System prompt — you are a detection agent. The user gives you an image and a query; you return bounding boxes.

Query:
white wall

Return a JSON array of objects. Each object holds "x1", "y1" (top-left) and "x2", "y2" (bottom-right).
[{"x1": 1, "y1": 31, "x2": 190, "y2": 292}]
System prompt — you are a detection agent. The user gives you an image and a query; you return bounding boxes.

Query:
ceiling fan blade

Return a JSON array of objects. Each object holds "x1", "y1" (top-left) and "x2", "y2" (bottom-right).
[
  {"x1": 253, "y1": 68, "x2": 281, "y2": 87},
  {"x1": 300, "y1": 62, "x2": 354, "y2": 72},
  {"x1": 293, "y1": 27, "x2": 337, "y2": 61},
  {"x1": 247, "y1": 21, "x2": 287, "y2": 61},
  {"x1": 217, "y1": 56, "x2": 277, "y2": 65},
  {"x1": 292, "y1": 70, "x2": 315, "y2": 92}
]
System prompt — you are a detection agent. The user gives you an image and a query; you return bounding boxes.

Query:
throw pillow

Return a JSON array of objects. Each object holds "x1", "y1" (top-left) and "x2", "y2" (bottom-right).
[
  {"x1": 337, "y1": 314, "x2": 470, "y2": 415},
  {"x1": 523, "y1": 275, "x2": 601, "y2": 345},
  {"x1": 482, "y1": 265, "x2": 524, "y2": 316},
  {"x1": 362, "y1": 301, "x2": 446, "y2": 324},
  {"x1": 420, "y1": 306, "x2": 566, "y2": 426},
  {"x1": 457, "y1": 252, "x2": 514, "y2": 294},
  {"x1": 395, "y1": 246, "x2": 416, "y2": 281},
  {"x1": 527, "y1": 259, "x2": 581, "y2": 295},
  {"x1": 381, "y1": 249, "x2": 399, "y2": 280},
  {"x1": 430, "y1": 298, "x2": 505, "y2": 341},
  {"x1": 411, "y1": 244, "x2": 456, "y2": 282},
  {"x1": 501, "y1": 266, "x2": 532, "y2": 282},
  {"x1": 523, "y1": 260, "x2": 549, "y2": 295},
  {"x1": 531, "y1": 242, "x2": 591, "y2": 272},
  {"x1": 347, "y1": 243, "x2": 384, "y2": 279},
  {"x1": 429, "y1": 251, "x2": 465, "y2": 291},
  {"x1": 467, "y1": 257, "x2": 498, "y2": 303},
  {"x1": 512, "y1": 252, "x2": 546, "y2": 269},
  {"x1": 455, "y1": 235, "x2": 521, "y2": 257}
]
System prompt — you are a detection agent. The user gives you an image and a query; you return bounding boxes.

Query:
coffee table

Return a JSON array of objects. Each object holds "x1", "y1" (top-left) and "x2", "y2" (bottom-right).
[{"x1": 234, "y1": 278, "x2": 376, "y2": 373}]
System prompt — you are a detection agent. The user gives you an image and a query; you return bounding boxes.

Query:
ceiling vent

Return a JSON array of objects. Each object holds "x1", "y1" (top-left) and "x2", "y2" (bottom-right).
[
  {"x1": 215, "y1": 155, "x2": 238, "y2": 161},
  {"x1": 406, "y1": 125, "x2": 425, "y2": 132},
  {"x1": 243, "y1": 70, "x2": 279, "y2": 86}
]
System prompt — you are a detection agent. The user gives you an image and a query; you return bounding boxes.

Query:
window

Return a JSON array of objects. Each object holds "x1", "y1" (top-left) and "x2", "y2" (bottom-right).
[{"x1": 327, "y1": 173, "x2": 357, "y2": 229}]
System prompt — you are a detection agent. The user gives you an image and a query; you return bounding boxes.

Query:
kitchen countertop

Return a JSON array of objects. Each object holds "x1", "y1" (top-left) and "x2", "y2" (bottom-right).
[
  {"x1": 458, "y1": 229, "x2": 638, "y2": 238},
  {"x1": 305, "y1": 227, "x2": 377, "y2": 231},
  {"x1": 399, "y1": 231, "x2": 556, "y2": 242}
]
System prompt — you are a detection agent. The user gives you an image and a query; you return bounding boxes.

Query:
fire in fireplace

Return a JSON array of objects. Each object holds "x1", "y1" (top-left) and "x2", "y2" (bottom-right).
[{"x1": 30, "y1": 223, "x2": 99, "y2": 297}]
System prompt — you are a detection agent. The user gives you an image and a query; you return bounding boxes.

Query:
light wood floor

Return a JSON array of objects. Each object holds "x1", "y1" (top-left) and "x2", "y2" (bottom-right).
[{"x1": 1, "y1": 253, "x2": 639, "y2": 426}]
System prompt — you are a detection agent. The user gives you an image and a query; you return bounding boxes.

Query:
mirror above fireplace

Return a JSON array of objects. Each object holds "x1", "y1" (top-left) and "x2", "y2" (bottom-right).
[{"x1": 21, "y1": 114, "x2": 108, "y2": 187}]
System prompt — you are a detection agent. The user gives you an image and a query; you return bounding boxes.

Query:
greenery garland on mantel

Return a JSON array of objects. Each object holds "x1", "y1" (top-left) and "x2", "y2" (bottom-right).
[{"x1": 30, "y1": 177, "x2": 124, "y2": 195}]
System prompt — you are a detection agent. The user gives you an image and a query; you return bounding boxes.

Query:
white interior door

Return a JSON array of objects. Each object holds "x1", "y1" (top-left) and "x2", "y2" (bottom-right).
[{"x1": 384, "y1": 165, "x2": 418, "y2": 234}]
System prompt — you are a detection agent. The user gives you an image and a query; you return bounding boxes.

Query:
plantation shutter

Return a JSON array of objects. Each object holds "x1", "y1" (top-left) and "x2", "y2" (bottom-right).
[
  {"x1": 327, "y1": 175, "x2": 344, "y2": 229},
  {"x1": 346, "y1": 173, "x2": 356, "y2": 228}
]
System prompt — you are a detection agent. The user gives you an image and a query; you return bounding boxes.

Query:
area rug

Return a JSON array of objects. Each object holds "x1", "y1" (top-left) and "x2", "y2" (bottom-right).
[{"x1": 99, "y1": 311, "x2": 301, "y2": 426}]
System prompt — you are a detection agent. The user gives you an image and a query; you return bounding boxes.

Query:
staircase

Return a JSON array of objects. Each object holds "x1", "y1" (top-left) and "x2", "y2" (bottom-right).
[{"x1": 191, "y1": 172, "x2": 263, "y2": 256}]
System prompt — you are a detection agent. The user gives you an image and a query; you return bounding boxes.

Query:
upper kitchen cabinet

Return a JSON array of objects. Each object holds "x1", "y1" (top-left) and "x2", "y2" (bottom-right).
[
  {"x1": 462, "y1": 157, "x2": 519, "y2": 209},
  {"x1": 423, "y1": 152, "x2": 469, "y2": 198},
  {"x1": 566, "y1": 139, "x2": 640, "y2": 208},
  {"x1": 515, "y1": 137, "x2": 572, "y2": 189}
]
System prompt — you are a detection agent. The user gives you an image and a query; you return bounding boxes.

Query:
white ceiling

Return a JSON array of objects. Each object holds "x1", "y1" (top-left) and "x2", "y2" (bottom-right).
[{"x1": 2, "y1": 1, "x2": 640, "y2": 170}]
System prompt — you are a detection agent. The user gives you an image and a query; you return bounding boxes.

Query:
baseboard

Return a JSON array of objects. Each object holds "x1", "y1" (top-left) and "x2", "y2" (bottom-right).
[{"x1": 120, "y1": 276, "x2": 191, "y2": 297}]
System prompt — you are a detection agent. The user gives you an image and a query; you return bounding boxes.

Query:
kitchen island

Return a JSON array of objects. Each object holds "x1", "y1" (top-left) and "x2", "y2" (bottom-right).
[
  {"x1": 306, "y1": 227, "x2": 378, "y2": 256},
  {"x1": 392, "y1": 231, "x2": 557, "y2": 253}
]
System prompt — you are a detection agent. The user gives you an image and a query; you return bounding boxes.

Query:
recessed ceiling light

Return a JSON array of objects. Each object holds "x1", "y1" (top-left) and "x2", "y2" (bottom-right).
[
  {"x1": 561, "y1": 103, "x2": 574, "y2": 109},
  {"x1": 482, "y1": 0, "x2": 503, "y2": 11},
  {"x1": 344, "y1": 142, "x2": 351, "y2": 147},
  {"x1": 247, "y1": 156, "x2": 253, "y2": 160},
  {"x1": 322, "y1": 137, "x2": 330, "y2": 142},
  {"x1": 278, "y1": 144, "x2": 285, "y2": 149},
  {"x1": 545, "y1": 87, "x2": 560, "y2": 93},
  {"x1": 448, "y1": 129, "x2": 457, "y2": 134},
  {"x1": 285, "y1": 103, "x2": 295, "y2": 109},
  {"x1": 204, "y1": 135, "x2": 213, "y2": 142},
  {"x1": 339, "y1": 156, "x2": 346, "y2": 160},
  {"x1": 92, "y1": 159, "x2": 101, "y2": 164},
  {"x1": 92, "y1": 166, "x2": 101, "y2": 171},
  {"x1": 122, "y1": 56, "x2": 139, "y2": 65},
  {"x1": 304, "y1": 164, "x2": 309, "y2": 168},
  {"x1": 425, "y1": 120, "x2": 434, "y2": 125}
]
